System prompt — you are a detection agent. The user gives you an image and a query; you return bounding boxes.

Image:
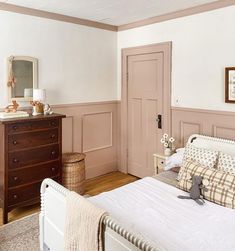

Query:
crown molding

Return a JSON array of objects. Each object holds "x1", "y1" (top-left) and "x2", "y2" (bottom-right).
[
  {"x1": 118, "y1": 0, "x2": 235, "y2": 31},
  {"x1": 0, "y1": 1, "x2": 235, "y2": 32},
  {"x1": 0, "y1": 2, "x2": 118, "y2": 32}
]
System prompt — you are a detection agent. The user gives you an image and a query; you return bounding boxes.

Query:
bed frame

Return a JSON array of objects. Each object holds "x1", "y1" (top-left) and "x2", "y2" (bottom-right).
[
  {"x1": 40, "y1": 180, "x2": 155, "y2": 251},
  {"x1": 40, "y1": 134, "x2": 235, "y2": 251}
]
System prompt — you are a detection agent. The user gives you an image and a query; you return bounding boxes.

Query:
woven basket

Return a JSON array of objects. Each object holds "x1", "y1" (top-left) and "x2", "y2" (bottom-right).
[{"x1": 62, "y1": 153, "x2": 86, "y2": 195}]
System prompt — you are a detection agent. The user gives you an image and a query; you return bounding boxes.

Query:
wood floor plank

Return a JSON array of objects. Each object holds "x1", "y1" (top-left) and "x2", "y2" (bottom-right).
[{"x1": 0, "y1": 171, "x2": 138, "y2": 225}]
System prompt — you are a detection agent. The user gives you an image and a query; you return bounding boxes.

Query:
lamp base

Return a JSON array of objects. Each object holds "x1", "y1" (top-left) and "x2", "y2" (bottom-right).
[
  {"x1": 32, "y1": 111, "x2": 44, "y2": 116},
  {"x1": 32, "y1": 103, "x2": 44, "y2": 116}
]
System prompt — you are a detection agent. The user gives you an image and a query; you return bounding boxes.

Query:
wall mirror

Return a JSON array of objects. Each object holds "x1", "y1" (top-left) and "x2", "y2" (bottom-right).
[{"x1": 7, "y1": 56, "x2": 38, "y2": 102}]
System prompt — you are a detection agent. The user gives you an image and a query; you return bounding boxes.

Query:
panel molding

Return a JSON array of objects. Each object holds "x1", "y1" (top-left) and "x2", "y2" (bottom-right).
[
  {"x1": 82, "y1": 111, "x2": 113, "y2": 153},
  {"x1": 52, "y1": 100, "x2": 119, "y2": 108},
  {"x1": 52, "y1": 101, "x2": 117, "y2": 179},
  {"x1": 213, "y1": 125, "x2": 235, "y2": 137},
  {"x1": 62, "y1": 115, "x2": 74, "y2": 153},
  {"x1": 0, "y1": 100, "x2": 119, "y2": 112},
  {"x1": 172, "y1": 106, "x2": 235, "y2": 147},
  {"x1": 172, "y1": 106, "x2": 235, "y2": 116},
  {"x1": 180, "y1": 121, "x2": 202, "y2": 146}
]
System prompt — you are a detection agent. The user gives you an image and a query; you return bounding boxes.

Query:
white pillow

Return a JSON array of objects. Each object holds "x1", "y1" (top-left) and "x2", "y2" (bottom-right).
[
  {"x1": 164, "y1": 148, "x2": 185, "y2": 171},
  {"x1": 177, "y1": 143, "x2": 219, "y2": 180},
  {"x1": 217, "y1": 152, "x2": 235, "y2": 175},
  {"x1": 183, "y1": 143, "x2": 218, "y2": 168}
]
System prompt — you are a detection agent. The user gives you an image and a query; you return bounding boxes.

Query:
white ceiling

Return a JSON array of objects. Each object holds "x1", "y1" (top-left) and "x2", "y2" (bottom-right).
[{"x1": 2, "y1": 0, "x2": 219, "y2": 26}]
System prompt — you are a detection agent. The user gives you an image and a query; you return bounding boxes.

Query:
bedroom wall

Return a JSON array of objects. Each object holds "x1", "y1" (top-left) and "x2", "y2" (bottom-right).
[
  {"x1": 2, "y1": 5, "x2": 235, "y2": 177},
  {"x1": 0, "y1": 11, "x2": 118, "y2": 178},
  {"x1": 117, "y1": 5, "x2": 235, "y2": 167},
  {"x1": 0, "y1": 11, "x2": 117, "y2": 106},
  {"x1": 117, "y1": 5, "x2": 235, "y2": 112},
  {"x1": 53, "y1": 101, "x2": 118, "y2": 179}
]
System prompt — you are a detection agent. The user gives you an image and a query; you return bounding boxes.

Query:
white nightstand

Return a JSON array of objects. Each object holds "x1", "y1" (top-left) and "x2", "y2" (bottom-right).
[{"x1": 153, "y1": 154, "x2": 167, "y2": 175}]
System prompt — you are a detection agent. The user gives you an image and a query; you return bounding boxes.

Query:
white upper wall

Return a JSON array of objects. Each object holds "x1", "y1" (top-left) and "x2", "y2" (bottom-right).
[
  {"x1": 0, "y1": 11, "x2": 117, "y2": 107},
  {"x1": 118, "y1": 5, "x2": 235, "y2": 112},
  {"x1": 1, "y1": 6, "x2": 235, "y2": 112}
]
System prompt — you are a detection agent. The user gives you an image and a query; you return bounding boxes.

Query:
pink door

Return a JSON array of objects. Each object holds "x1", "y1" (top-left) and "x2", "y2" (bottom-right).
[{"x1": 127, "y1": 52, "x2": 163, "y2": 178}]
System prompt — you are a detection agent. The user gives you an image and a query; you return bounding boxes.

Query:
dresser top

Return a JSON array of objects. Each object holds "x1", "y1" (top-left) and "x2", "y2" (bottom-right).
[{"x1": 0, "y1": 113, "x2": 66, "y2": 124}]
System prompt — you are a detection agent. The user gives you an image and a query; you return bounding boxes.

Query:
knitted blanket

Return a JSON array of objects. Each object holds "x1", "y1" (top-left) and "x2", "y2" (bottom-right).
[{"x1": 64, "y1": 191, "x2": 107, "y2": 251}]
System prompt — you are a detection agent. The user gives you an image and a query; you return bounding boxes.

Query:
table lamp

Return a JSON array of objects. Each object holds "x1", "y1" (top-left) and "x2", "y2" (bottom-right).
[{"x1": 32, "y1": 89, "x2": 46, "y2": 116}]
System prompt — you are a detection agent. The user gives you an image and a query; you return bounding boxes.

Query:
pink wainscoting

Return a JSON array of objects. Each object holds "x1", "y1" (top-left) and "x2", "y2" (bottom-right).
[
  {"x1": 2, "y1": 103, "x2": 235, "y2": 177},
  {"x1": 117, "y1": 105, "x2": 235, "y2": 172},
  {"x1": 172, "y1": 107, "x2": 235, "y2": 147},
  {"x1": 117, "y1": 104, "x2": 235, "y2": 172},
  {"x1": 52, "y1": 101, "x2": 118, "y2": 179}
]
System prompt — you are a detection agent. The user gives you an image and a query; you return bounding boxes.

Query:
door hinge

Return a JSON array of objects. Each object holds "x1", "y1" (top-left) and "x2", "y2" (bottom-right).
[{"x1": 126, "y1": 72, "x2": 129, "y2": 82}]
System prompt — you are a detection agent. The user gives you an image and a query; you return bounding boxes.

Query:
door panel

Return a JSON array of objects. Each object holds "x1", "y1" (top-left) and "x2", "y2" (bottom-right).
[
  {"x1": 127, "y1": 98, "x2": 143, "y2": 176},
  {"x1": 127, "y1": 53, "x2": 163, "y2": 178}
]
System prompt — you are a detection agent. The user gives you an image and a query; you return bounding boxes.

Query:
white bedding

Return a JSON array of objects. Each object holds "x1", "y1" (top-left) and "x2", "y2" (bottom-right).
[{"x1": 89, "y1": 177, "x2": 235, "y2": 251}]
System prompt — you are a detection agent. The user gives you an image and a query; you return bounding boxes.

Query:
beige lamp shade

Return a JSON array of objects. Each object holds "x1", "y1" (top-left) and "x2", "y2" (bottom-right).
[{"x1": 33, "y1": 89, "x2": 46, "y2": 102}]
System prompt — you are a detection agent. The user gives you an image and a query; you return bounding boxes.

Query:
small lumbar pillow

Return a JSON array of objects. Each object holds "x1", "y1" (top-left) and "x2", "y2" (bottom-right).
[
  {"x1": 177, "y1": 143, "x2": 219, "y2": 180},
  {"x1": 217, "y1": 152, "x2": 235, "y2": 175},
  {"x1": 178, "y1": 175, "x2": 207, "y2": 205},
  {"x1": 178, "y1": 160, "x2": 235, "y2": 209},
  {"x1": 164, "y1": 148, "x2": 185, "y2": 171}
]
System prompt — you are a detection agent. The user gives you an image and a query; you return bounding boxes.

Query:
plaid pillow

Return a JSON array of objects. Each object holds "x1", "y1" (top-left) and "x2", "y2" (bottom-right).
[{"x1": 178, "y1": 160, "x2": 235, "y2": 208}]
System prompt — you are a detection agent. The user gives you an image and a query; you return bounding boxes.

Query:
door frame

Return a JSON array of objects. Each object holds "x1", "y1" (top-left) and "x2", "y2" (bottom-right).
[{"x1": 120, "y1": 42, "x2": 172, "y2": 173}]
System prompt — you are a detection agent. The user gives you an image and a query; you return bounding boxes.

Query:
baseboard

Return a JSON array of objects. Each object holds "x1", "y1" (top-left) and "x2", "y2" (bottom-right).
[{"x1": 85, "y1": 161, "x2": 118, "y2": 179}]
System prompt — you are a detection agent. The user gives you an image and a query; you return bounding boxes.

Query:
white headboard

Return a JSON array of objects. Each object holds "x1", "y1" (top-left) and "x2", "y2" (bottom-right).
[{"x1": 188, "y1": 134, "x2": 235, "y2": 156}]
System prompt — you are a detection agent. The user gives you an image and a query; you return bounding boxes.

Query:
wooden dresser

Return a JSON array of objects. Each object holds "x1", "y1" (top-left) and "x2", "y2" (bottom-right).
[{"x1": 0, "y1": 113, "x2": 65, "y2": 224}]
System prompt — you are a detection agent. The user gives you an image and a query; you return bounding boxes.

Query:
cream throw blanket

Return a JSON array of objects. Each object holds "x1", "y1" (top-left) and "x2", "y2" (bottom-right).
[{"x1": 64, "y1": 191, "x2": 107, "y2": 251}]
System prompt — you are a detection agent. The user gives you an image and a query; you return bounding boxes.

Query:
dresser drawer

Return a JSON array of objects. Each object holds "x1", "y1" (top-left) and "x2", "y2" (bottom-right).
[
  {"x1": 8, "y1": 182, "x2": 41, "y2": 206},
  {"x1": 8, "y1": 129, "x2": 58, "y2": 151},
  {"x1": 8, "y1": 161, "x2": 60, "y2": 187},
  {"x1": 9, "y1": 144, "x2": 59, "y2": 169},
  {"x1": 8, "y1": 119, "x2": 59, "y2": 134},
  {"x1": 8, "y1": 177, "x2": 60, "y2": 207}
]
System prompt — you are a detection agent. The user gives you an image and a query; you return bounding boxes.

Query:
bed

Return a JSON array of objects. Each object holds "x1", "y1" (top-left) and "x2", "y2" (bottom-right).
[{"x1": 39, "y1": 134, "x2": 235, "y2": 251}]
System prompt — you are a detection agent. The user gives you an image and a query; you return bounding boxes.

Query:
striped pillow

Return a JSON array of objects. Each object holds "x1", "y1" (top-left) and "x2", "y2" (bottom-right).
[{"x1": 178, "y1": 160, "x2": 235, "y2": 208}]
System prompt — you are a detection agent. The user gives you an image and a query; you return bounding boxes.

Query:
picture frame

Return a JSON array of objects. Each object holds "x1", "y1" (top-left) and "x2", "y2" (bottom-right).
[{"x1": 225, "y1": 67, "x2": 235, "y2": 103}]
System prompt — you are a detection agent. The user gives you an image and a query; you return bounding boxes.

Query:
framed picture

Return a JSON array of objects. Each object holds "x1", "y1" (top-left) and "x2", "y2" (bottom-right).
[{"x1": 225, "y1": 67, "x2": 235, "y2": 103}]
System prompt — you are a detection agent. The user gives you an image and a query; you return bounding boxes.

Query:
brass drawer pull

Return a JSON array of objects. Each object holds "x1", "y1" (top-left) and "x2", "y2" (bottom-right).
[
  {"x1": 13, "y1": 176, "x2": 19, "y2": 181},
  {"x1": 13, "y1": 125, "x2": 18, "y2": 130},
  {"x1": 51, "y1": 167, "x2": 56, "y2": 172},
  {"x1": 13, "y1": 194, "x2": 18, "y2": 199},
  {"x1": 50, "y1": 121, "x2": 56, "y2": 126},
  {"x1": 13, "y1": 158, "x2": 19, "y2": 163},
  {"x1": 51, "y1": 150, "x2": 56, "y2": 155},
  {"x1": 50, "y1": 134, "x2": 56, "y2": 139},
  {"x1": 13, "y1": 140, "x2": 18, "y2": 145}
]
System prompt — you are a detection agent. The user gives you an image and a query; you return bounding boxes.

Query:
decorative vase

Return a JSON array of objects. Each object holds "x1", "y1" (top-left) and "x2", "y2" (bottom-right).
[{"x1": 164, "y1": 147, "x2": 172, "y2": 157}]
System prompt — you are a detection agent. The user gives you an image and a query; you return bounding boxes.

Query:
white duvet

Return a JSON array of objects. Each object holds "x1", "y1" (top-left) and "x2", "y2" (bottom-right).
[{"x1": 89, "y1": 177, "x2": 235, "y2": 251}]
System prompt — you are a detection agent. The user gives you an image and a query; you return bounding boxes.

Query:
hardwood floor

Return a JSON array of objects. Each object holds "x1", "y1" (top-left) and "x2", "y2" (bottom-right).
[
  {"x1": 0, "y1": 171, "x2": 138, "y2": 226},
  {"x1": 85, "y1": 171, "x2": 138, "y2": 196}
]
